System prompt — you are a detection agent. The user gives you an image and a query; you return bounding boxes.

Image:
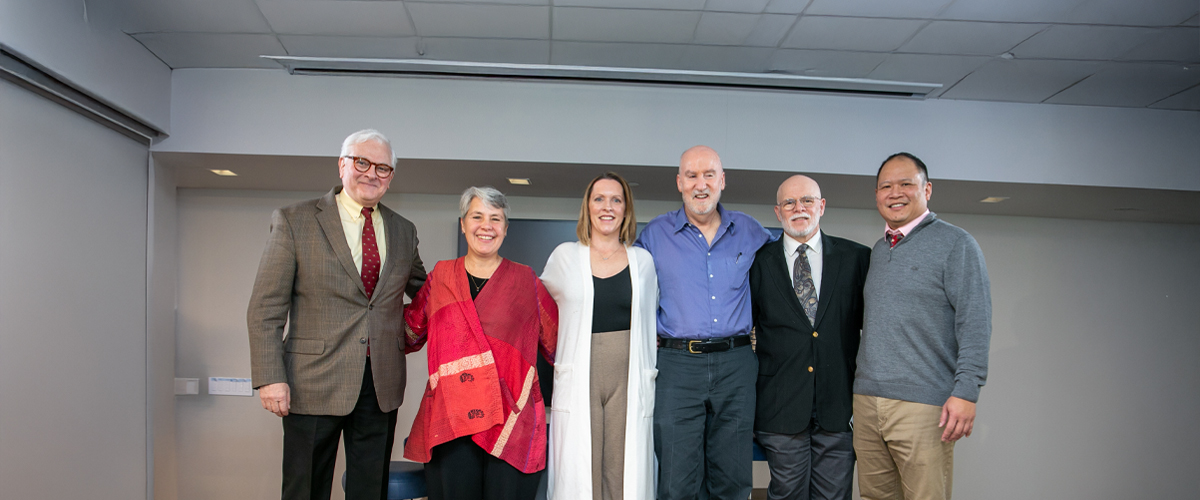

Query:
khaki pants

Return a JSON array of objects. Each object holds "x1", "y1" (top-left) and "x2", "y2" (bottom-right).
[
  {"x1": 853, "y1": 394, "x2": 954, "y2": 500},
  {"x1": 591, "y1": 330, "x2": 630, "y2": 500}
]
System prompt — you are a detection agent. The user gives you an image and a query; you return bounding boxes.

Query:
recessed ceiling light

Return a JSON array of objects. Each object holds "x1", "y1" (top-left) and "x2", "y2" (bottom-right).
[
  {"x1": 210, "y1": 169, "x2": 238, "y2": 176},
  {"x1": 507, "y1": 178, "x2": 531, "y2": 186},
  {"x1": 980, "y1": 197, "x2": 1008, "y2": 203}
]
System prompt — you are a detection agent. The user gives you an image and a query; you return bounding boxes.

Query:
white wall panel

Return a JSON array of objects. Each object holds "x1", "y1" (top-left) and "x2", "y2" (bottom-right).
[
  {"x1": 157, "y1": 68, "x2": 1200, "y2": 192},
  {"x1": 0, "y1": 79, "x2": 149, "y2": 499}
]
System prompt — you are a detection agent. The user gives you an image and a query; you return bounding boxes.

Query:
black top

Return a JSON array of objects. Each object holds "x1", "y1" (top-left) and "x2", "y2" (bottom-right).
[
  {"x1": 467, "y1": 272, "x2": 489, "y2": 301},
  {"x1": 591, "y1": 266, "x2": 632, "y2": 333}
]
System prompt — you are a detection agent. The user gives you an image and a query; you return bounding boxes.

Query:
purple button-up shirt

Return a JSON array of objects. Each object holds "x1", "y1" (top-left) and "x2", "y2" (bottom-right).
[{"x1": 635, "y1": 204, "x2": 771, "y2": 340}]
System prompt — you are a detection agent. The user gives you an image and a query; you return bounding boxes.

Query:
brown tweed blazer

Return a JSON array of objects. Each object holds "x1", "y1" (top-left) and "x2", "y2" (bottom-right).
[{"x1": 248, "y1": 187, "x2": 427, "y2": 415}]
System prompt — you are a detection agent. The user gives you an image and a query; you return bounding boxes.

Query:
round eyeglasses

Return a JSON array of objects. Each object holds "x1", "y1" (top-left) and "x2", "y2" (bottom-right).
[
  {"x1": 343, "y1": 156, "x2": 394, "y2": 178},
  {"x1": 777, "y1": 197, "x2": 820, "y2": 211}
]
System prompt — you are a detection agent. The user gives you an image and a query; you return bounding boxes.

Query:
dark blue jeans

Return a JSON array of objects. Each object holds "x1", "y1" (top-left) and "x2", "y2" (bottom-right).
[{"x1": 654, "y1": 344, "x2": 757, "y2": 500}]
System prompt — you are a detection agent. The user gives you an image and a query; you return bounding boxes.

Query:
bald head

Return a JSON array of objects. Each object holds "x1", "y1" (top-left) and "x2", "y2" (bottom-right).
[
  {"x1": 677, "y1": 145, "x2": 726, "y2": 218},
  {"x1": 774, "y1": 174, "x2": 826, "y2": 243},
  {"x1": 680, "y1": 145, "x2": 723, "y2": 173},
  {"x1": 776, "y1": 175, "x2": 821, "y2": 204}
]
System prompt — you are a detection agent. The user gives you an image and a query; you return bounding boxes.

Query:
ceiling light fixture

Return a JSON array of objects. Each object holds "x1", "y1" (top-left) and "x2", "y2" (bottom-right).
[
  {"x1": 210, "y1": 169, "x2": 238, "y2": 176},
  {"x1": 262, "y1": 57, "x2": 942, "y2": 99},
  {"x1": 507, "y1": 178, "x2": 531, "y2": 186},
  {"x1": 980, "y1": 196, "x2": 1008, "y2": 203}
]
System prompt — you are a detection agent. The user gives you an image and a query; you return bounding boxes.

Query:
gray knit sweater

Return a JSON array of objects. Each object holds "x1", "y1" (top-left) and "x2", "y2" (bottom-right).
[{"x1": 854, "y1": 213, "x2": 991, "y2": 406}]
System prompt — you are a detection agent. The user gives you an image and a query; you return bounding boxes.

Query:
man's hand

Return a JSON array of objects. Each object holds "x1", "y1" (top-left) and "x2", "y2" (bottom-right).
[
  {"x1": 939, "y1": 396, "x2": 975, "y2": 442},
  {"x1": 259, "y1": 383, "x2": 291, "y2": 417}
]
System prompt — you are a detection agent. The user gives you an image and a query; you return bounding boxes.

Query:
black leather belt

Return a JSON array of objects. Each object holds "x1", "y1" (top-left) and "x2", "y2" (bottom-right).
[{"x1": 658, "y1": 335, "x2": 751, "y2": 354}]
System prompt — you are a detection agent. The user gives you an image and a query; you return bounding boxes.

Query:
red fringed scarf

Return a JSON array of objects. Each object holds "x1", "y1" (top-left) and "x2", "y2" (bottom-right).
[{"x1": 403, "y1": 257, "x2": 557, "y2": 473}]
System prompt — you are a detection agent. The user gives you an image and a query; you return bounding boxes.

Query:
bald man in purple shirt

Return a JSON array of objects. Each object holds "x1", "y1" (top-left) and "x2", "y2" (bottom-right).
[{"x1": 635, "y1": 146, "x2": 772, "y2": 500}]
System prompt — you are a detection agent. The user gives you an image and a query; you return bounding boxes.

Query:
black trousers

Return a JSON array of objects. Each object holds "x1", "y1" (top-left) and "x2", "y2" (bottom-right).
[
  {"x1": 425, "y1": 436, "x2": 544, "y2": 500},
  {"x1": 756, "y1": 421, "x2": 855, "y2": 500},
  {"x1": 282, "y1": 358, "x2": 398, "y2": 500},
  {"x1": 654, "y1": 344, "x2": 757, "y2": 500}
]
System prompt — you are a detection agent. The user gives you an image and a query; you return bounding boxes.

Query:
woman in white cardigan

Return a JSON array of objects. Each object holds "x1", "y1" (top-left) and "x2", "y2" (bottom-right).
[{"x1": 541, "y1": 172, "x2": 658, "y2": 500}]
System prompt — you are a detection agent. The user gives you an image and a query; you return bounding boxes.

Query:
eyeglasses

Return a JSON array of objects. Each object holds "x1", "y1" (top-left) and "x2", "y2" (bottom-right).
[
  {"x1": 343, "y1": 156, "x2": 394, "y2": 178},
  {"x1": 777, "y1": 197, "x2": 820, "y2": 211}
]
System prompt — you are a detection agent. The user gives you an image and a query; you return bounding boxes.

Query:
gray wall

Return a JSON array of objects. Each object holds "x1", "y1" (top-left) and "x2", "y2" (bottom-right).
[
  {"x1": 172, "y1": 186, "x2": 1200, "y2": 499},
  {"x1": 0, "y1": 79, "x2": 150, "y2": 498}
]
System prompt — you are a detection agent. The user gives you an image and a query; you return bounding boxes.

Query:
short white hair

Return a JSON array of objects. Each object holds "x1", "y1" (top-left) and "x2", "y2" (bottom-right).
[
  {"x1": 459, "y1": 186, "x2": 509, "y2": 222},
  {"x1": 340, "y1": 129, "x2": 393, "y2": 162}
]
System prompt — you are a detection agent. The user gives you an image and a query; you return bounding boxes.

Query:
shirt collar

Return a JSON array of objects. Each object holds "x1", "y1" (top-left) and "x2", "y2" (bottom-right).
[
  {"x1": 885, "y1": 209, "x2": 930, "y2": 238},
  {"x1": 782, "y1": 230, "x2": 822, "y2": 258},
  {"x1": 336, "y1": 190, "x2": 369, "y2": 220},
  {"x1": 670, "y1": 203, "x2": 732, "y2": 234}
]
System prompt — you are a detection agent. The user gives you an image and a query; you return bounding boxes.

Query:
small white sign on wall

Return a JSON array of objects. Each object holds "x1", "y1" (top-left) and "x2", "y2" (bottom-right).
[{"x1": 208, "y1": 377, "x2": 254, "y2": 396}]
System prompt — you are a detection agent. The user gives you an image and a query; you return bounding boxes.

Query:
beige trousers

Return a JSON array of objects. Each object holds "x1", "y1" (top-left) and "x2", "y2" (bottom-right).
[
  {"x1": 853, "y1": 394, "x2": 955, "y2": 500},
  {"x1": 590, "y1": 330, "x2": 630, "y2": 500}
]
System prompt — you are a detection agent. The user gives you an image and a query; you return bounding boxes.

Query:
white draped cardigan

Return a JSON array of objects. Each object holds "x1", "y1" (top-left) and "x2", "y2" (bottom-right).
[{"x1": 541, "y1": 242, "x2": 658, "y2": 500}]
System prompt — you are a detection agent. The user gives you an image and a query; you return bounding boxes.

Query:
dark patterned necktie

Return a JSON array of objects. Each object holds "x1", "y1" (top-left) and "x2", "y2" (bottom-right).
[
  {"x1": 793, "y1": 244, "x2": 817, "y2": 325},
  {"x1": 361, "y1": 207, "x2": 380, "y2": 299},
  {"x1": 887, "y1": 229, "x2": 903, "y2": 248}
]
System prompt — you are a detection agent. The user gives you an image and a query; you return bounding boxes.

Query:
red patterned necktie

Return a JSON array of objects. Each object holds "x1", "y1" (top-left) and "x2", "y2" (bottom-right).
[
  {"x1": 361, "y1": 207, "x2": 380, "y2": 298},
  {"x1": 887, "y1": 229, "x2": 904, "y2": 248},
  {"x1": 361, "y1": 207, "x2": 379, "y2": 356}
]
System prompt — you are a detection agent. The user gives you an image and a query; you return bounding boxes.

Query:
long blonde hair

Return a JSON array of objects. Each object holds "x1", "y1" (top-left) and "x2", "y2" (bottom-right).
[{"x1": 577, "y1": 172, "x2": 637, "y2": 246}]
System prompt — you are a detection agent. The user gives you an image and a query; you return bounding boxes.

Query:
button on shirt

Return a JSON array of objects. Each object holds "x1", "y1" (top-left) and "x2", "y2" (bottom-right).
[
  {"x1": 335, "y1": 191, "x2": 387, "y2": 273},
  {"x1": 635, "y1": 204, "x2": 771, "y2": 340},
  {"x1": 782, "y1": 231, "x2": 823, "y2": 301}
]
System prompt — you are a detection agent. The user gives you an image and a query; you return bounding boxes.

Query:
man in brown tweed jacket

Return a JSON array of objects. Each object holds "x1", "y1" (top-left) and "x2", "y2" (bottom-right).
[{"x1": 248, "y1": 129, "x2": 427, "y2": 500}]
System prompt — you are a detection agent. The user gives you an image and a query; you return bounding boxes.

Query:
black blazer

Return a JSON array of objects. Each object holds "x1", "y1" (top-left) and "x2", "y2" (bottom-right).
[{"x1": 751, "y1": 232, "x2": 870, "y2": 434}]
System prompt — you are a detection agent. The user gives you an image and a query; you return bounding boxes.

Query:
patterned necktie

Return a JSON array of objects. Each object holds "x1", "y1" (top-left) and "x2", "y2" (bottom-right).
[
  {"x1": 793, "y1": 244, "x2": 817, "y2": 325},
  {"x1": 361, "y1": 207, "x2": 380, "y2": 299},
  {"x1": 887, "y1": 229, "x2": 904, "y2": 248}
]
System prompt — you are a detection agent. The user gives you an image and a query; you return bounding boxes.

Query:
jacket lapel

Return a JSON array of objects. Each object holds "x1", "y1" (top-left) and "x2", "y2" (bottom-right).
[
  {"x1": 814, "y1": 233, "x2": 841, "y2": 328},
  {"x1": 766, "y1": 238, "x2": 813, "y2": 330},
  {"x1": 371, "y1": 205, "x2": 401, "y2": 302},
  {"x1": 316, "y1": 187, "x2": 367, "y2": 298}
]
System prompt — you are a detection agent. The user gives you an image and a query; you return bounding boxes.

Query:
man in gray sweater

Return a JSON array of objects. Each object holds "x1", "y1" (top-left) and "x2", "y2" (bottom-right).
[{"x1": 854, "y1": 152, "x2": 991, "y2": 500}]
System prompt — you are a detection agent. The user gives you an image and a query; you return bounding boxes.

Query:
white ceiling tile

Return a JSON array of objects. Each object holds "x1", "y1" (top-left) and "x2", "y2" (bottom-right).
[
  {"x1": 1045, "y1": 63, "x2": 1200, "y2": 107},
  {"x1": 868, "y1": 53, "x2": 991, "y2": 96},
  {"x1": 782, "y1": 16, "x2": 925, "y2": 51},
  {"x1": 1062, "y1": 0, "x2": 1198, "y2": 27},
  {"x1": 901, "y1": 21, "x2": 1045, "y2": 56},
  {"x1": 805, "y1": 0, "x2": 952, "y2": 18},
  {"x1": 407, "y1": 3, "x2": 549, "y2": 38},
  {"x1": 411, "y1": 0, "x2": 548, "y2": 4},
  {"x1": 1149, "y1": 83, "x2": 1200, "y2": 110},
  {"x1": 119, "y1": 0, "x2": 272, "y2": 33},
  {"x1": 553, "y1": 8, "x2": 702, "y2": 43},
  {"x1": 132, "y1": 33, "x2": 286, "y2": 69},
  {"x1": 1119, "y1": 27, "x2": 1200, "y2": 63},
  {"x1": 764, "y1": 0, "x2": 812, "y2": 15},
  {"x1": 257, "y1": 1, "x2": 413, "y2": 37},
  {"x1": 940, "y1": 59, "x2": 1103, "y2": 103},
  {"x1": 550, "y1": 41, "x2": 687, "y2": 68},
  {"x1": 1012, "y1": 25, "x2": 1160, "y2": 60},
  {"x1": 694, "y1": 13, "x2": 760, "y2": 45},
  {"x1": 677, "y1": 46, "x2": 774, "y2": 72},
  {"x1": 938, "y1": 0, "x2": 1087, "y2": 23},
  {"x1": 419, "y1": 38, "x2": 550, "y2": 64},
  {"x1": 278, "y1": 35, "x2": 419, "y2": 58},
  {"x1": 745, "y1": 15, "x2": 798, "y2": 47},
  {"x1": 768, "y1": 49, "x2": 887, "y2": 77},
  {"x1": 704, "y1": 0, "x2": 771, "y2": 14},
  {"x1": 553, "y1": 0, "x2": 706, "y2": 9}
]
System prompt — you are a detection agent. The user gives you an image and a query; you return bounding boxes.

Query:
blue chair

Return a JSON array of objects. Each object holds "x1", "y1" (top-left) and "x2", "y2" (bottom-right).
[
  {"x1": 341, "y1": 461, "x2": 427, "y2": 500},
  {"x1": 752, "y1": 439, "x2": 768, "y2": 461}
]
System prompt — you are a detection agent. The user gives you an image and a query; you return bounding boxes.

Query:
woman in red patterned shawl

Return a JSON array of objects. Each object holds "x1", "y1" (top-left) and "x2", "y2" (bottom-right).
[{"x1": 404, "y1": 186, "x2": 558, "y2": 500}]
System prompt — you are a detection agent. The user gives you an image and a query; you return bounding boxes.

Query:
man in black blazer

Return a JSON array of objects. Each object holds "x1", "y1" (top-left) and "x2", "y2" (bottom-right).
[{"x1": 750, "y1": 175, "x2": 871, "y2": 500}]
